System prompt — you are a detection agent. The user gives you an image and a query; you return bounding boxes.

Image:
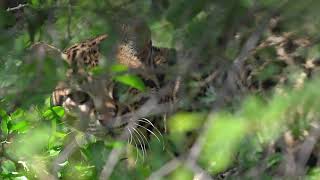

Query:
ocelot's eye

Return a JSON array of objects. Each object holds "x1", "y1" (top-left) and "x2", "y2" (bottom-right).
[
  {"x1": 68, "y1": 91, "x2": 90, "y2": 104},
  {"x1": 106, "y1": 107, "x2": 117, "y2": 116}
]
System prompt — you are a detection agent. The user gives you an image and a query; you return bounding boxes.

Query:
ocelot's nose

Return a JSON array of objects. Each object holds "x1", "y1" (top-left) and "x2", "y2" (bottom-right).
[{"x1": 95, "y1": 110, "x2": 116, "y2": 128}]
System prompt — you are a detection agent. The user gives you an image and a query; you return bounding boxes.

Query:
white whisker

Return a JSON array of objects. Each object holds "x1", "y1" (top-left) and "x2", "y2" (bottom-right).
[
  {"x1": 128, "y1": 128, "x2": 139, "y2": 164},
  {"x1": 139, "y1": 118, "x2": 163, "y2": 138},
  {"x1": 127, "y1": 127, "x2": 133, "y2": 145},
  {"x1": 138, "y1": 118, "x2": 164, "y2": 150},
  {"x1": 132, "y1": 127, "x2": 146, "y2": 161},
  {"x1": 134, "y1": 123, "x2": 161, "y2": 143},
  {"x1": 133, "y1": 123, "x2": 150, "y2": 149}
]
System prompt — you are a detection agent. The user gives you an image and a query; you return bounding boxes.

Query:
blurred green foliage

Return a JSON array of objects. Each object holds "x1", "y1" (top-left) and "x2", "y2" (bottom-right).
[{"x1": 1, "y1": 0, "x2": 320, "y2": 179}]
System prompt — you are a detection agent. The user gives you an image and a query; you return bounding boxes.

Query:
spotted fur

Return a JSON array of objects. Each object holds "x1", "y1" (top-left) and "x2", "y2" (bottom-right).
[
  {"x1": 61, "y1": 34, "x2": 108, "y2": 70},
  {"x1": 51, "y1": 20, "x2": 176, "y2": 137},
  {"x1": 50, "y1": 34, "x2": 117, "y2": 132}
]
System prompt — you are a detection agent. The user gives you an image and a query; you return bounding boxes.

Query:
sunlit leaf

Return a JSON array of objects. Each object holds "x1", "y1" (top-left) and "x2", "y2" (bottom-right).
[
  {"x1": 169, "y1": 166, "x2": 193, "y2": 180},
  {"x1": 114, "y1": 74, "x2": 146, "y2": 91},
  {"x1": 201, "y1": 113, "x2": 247, "y2": 174},
  {"x1": 105, "y1": 141, "x2": 125, "y2": 149},
  {"x1": 110, "y1": 64, "x2": 129, "y2": 73},
  {"x1": 257, "y1": 94, "x2": 290, "y2": 143},
  {"x1": 169, "y1": 112, "x2": 206, "y2": 133},
  {"x1": 10, "y1": 109, "x2": 24, "y2": 121},
  {"x1": 10, "y1": 120, "x2": 29, "y2": 132},
  {"x1": 308, "y1": 168, "x2": 320, "y2": 180},
  {"x1": 30, "y1": 0, "x2": 40, "y2": 7},
  {"x1": 241, "y1": 96, "x2": 264, "y2": 122},
  {"x1": 54, "y1": 131, "x2": 67, "y2": 139},
  {"x1": 9, "y1": 126, "x2": 51, "y2": 158},
  {"x1": 48, "y1": 149, "x2": 61, "y2": 157},
  {"x1": 43, "y1": 106, "x2": 65, "y2": 121},
  {"x1": 13, "y1": 176, "x2": 28, "y2": 180}
]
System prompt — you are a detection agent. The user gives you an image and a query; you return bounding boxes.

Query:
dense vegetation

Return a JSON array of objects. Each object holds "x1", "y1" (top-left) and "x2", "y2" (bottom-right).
[{"x1": 2, "y1": 0, "x2": 320, "y2": 179}]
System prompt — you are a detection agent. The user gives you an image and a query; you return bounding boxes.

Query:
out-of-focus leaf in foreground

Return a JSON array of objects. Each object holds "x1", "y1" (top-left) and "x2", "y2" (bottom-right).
[
  {"x1": 169, "y1": 112, "x2": 206, "y2": 133},
  {"x1": 168, "y1": 166, "x2": 193, "y2": 180},
  {"x1": 168, "y1": 112, "x2": 206, "y2": 153},
  {"x1": 200, "y1": 113, "x2": 247, "y2": 174},
  {"x1": 7, "y1": 126, "x2": 51, "y2": 164}
]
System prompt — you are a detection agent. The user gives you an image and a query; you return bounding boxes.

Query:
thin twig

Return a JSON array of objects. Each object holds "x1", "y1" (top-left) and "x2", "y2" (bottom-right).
[
  {"x1": 99, "y1": 146, "x2": 126, "y2": 180},
  {"x1": 195, "y1": 70, "x2": 220, "y2": 88},
  {"x1": 185, "y1": 161, "x2": 212, "y2": 180},
  {"x1": 147, "y1": 159, "x2": 180, "y2": 180},
  {"x1": 6, "y1": 4, "x2": 29, "y2": 12}
]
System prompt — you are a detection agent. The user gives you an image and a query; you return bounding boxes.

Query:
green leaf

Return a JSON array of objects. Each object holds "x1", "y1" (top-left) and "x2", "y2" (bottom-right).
[
  {"x1": 0, "y1": 10, "x2": 15, "y2": 28},
  {"x1": 1, "y1": 160, "x2": 16, "y2": 175},
  {"x1": 13, "y1": 176, "x2": 28, "y2": 180},
  {"x1": 105, "y1": 140, "x2": 125, "y2": 149},
  {"x1": 240, "y1": 0, "x2": 254, "y2": 8},
  {"x1": 1, "y1": 120, "x2": 9, "y2": 135},
  {"x1": 267, "y1": 153, "x2": 282, "y2": 169},
  {"x1": 9, "y1": 126, "x2": 51, "y2": 158},
  {"x1": 0, "y1": 109, "x2": 9, "y2": 135},
  {"x1": 110, "y1": 64, "x2": 128, "y2": 73},
  {"x1": 14, "y1": 33, "x2": 29, "y2": 53},
  {"x1": 256, "y1": 63, "x2": 282, "y2": 81},
  {"x1": 54, "y1": 131, "x2": 67, "y2": 139},
  {"x1": 169, "y1": 112, "x2": 206, "y2": 133},
  {"x1": 48, "y1": 149, "x2": 61, "y2": 157},
  {"x1": 169, "y1": 166, "x2": 193, "y2": 180},
  {"x1": 31, "y1": 0, "x2": 40, "y2": 7},
  {"x1": 0, "y1": 108, "x2": 8, "y2": 118},
  {"x1": 11, "y1": 120, "x2": 29, "y2": 132},
  {"x1": 114, "y1": 74, "x2": 146, "y2": 91},
  {"x1": 43, "y1": 106, "x2": 65, "y2": 121},
  {"x1": 241, "y1": 96, "x2": 264, "y2": 121},
  {"x1": 201, "y1": 113, "x2": 247, "y2": 174},
  {"x1": 308, "y1": 168, "x2": 320, "y2": 180},
  {"x1": 11, "y1": 109, "x2": 24, "y2": 121},
  {"x1": 151, "y1": 20, "x2": 175, "y2": 47}
]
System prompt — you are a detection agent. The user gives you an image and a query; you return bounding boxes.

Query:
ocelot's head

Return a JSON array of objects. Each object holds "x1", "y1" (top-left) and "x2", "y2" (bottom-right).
[
  {"x1": 48, "y1": 32, "x2": 122, "y2": 135},
  {"x1": 51, "y1": 79, "x2": 124, "y2": 136}
]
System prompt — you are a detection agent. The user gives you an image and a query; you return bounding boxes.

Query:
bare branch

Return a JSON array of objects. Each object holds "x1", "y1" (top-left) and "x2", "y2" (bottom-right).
[
  {"x1": 147, "y1": 159, "x2": 180, "y2": 180},
  {"x1": 185, "y1": 161, "x2": 212, "y2": 180},
  {"x1": 6, "y1": 4, "x2": 29, "y2": 12},
  {"x1": 99, "y1": 147, "x2": 126, "y2": 180},
  {"x1": 295, "y1": 121, "x2": 320, "y2": 176}
]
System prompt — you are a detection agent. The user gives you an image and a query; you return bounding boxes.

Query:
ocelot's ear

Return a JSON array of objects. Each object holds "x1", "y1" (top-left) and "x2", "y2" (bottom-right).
[{"x1": 94, "y1": 34, "x2": 108, "y2": 44}]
